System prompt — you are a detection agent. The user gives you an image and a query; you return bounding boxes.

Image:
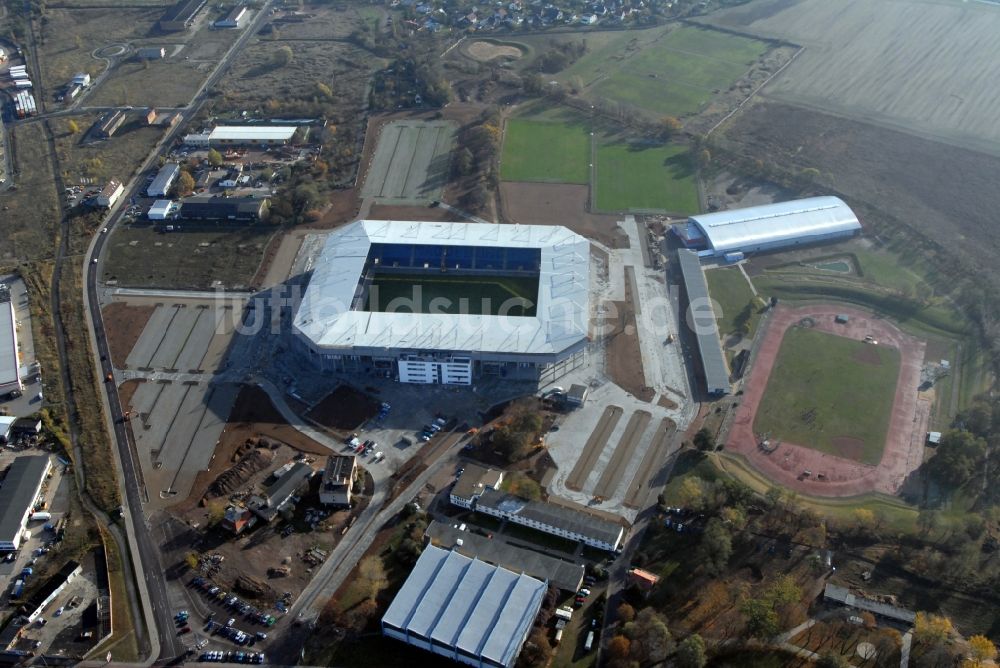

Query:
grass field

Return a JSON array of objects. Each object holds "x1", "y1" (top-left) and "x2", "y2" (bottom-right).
[
  {"x1": 705, "y1": 267, "x2": 759, "y2": 338},
  {"x1": 1, "y1": 124, "x2": 61, "y2": 267},
  {"x1": 754, "y1": 327, "x2": 900, "y2": 465},
  {"x1": 587, "y1": 25, "x2": 768, "y2": 117},
  {"x1": 594, "y1": 142, "x2": 698, "y2": 213},
  {"x1": 500, "y1": 118, "x2": 590, "y2": 183},
  {"x1": 366, "y1": 273, "x2": 539, "y2": 316}
]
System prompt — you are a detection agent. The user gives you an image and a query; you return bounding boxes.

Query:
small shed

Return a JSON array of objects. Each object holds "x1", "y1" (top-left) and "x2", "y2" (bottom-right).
[{"x1": 927, "y1": 431, "x2": 942, "y2": 446}]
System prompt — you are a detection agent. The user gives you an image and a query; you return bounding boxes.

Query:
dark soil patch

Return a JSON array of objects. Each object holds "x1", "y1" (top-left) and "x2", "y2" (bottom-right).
[
  {"x1": 830, "y1": 435, "x2": 865, "y2": 462},
  {"x1": 102, "y1": 302, "x2": 155, "y2": 368},
  {"x1": 307, "y1": 385, "x2": 379, "y2": 432},
  {"x1": 657, "y1": 395, "x2": 679, "y2": 410},
  {"x1": 499, "y1": 181, "x2": 628, "y2": 249},
  {"x1": 853, "y1": 344, "x2": 882, "y2": 366}
]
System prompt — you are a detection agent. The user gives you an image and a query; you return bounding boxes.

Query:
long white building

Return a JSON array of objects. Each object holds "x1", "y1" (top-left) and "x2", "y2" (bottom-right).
[
  {"x1": 292, "y1": 220, "x2": 591, "y2": 385},
  {"x1": 0, "y1": 298, "x2": 20, "y2": 395}
]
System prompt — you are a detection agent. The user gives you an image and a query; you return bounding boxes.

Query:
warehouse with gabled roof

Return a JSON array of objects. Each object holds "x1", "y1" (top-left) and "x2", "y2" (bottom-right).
[
  {"x1": 382, "y1": 545, "x2": 547, "y2": 668},
  {"x1": 684, "y1": 196, "x2": 861, "y2": 256}
]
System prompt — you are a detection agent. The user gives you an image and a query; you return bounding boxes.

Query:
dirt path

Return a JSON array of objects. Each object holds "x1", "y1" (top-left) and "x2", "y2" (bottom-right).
[
  {"x1": 566, "y1": 405, "x2": 623, "y2": 491},
  {"x1": 726, "y1": 304, "x2": 926, "y2": 496}
]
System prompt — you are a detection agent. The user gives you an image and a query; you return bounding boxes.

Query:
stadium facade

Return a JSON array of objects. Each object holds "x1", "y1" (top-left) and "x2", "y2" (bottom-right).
[
  {"x1": 677, "y1": 196, "x2": 862, "y2": 256},
  {"x1": 292, "y1": 220, "x2": 591, "y2": 385}
]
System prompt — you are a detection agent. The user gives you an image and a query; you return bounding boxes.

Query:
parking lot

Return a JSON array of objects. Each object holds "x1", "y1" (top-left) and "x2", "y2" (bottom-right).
[{"x1": 116, "y1": 298, "x2": 241, "y2": 505}]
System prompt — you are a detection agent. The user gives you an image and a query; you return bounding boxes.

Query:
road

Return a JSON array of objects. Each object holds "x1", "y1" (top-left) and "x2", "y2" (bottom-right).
[{"x1": 74, "y1": 2, "x2": 275, "y2": 663}]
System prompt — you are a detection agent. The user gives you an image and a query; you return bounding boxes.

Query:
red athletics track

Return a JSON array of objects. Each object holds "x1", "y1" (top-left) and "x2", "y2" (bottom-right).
[{"x1": 726, "y1": 304, "x2": 927, "y2": 497}]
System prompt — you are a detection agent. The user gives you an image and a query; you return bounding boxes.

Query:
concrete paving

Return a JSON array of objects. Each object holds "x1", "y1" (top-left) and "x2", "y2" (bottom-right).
[{"x1": 149, "y1": 306, "x2": 202, "y2": 370}]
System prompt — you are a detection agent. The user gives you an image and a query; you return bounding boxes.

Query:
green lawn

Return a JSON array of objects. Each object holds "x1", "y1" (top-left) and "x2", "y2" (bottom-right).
[
  {"x1": 594, "y1": 143, "x2": 699, "y2": 213},
  {"x1": 753, "y1": 327, "x2": 900, "y2": 465},
  {"x1": 588, "y1": 25, "x2": 768, "y2": 117},
  {"x1": 705, "y1": 267, "x2": 759, "y2": 338},
  {"x1": 366, "y1": 273, "x2": 539, "y2": 316},
  {"x1": 500, "y1": 118, "x2": 590, "y2": 183}
]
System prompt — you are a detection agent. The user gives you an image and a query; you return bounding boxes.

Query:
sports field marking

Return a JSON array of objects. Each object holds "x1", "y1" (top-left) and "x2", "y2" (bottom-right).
[{"x1": 500, "y1": 118, "x2": 590, "y2": 184}]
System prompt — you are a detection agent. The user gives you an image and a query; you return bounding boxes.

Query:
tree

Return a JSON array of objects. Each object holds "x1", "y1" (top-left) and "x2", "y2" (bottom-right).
[
  {"x1": 926, "y1": 430, "x2": 987, "y2": 487},
  {"x1": 917, "y1": 508, "x2": 941, "y2": 538},
  {"x1": 676, "y1": 634, "x2": 707, "y2": 668},
  {"x1": 966, "y1": 635, "x2": 997, "y2": 667},
  {"x1": 853, "y1": 508, "x2": 876, "y2": 536},
  {"x1": 454, "y1": 147, "x2": 474, "y2": 176},
  {"x1": 740, "y1": 598, "x2": 779, "y2": 638},
  {"x1": 626, "y1": 608, "x2": 673, "y2": 663},
  {"x1": 677, "y1": 477, "x2": 705, "y2": 509},
  {"x1": 67, "y1": 119, "x2": 80, "y2": 134},
  {"x1": 913, "y1": 612, "x2": 953, "y2": 648},
  {"x1": 659, "y1": 115, "x2": 682, "y2": 140},
  {"x1": 315, "y1": 81, "x2": 333, "y2": 100},
  {"x1": 174, "y1": 170, "x2": 195, "y2": 196},
  {"x1": 358, "y1": 556, "x2": 387, "y2": 601},
  {"x1": 273, "y1": 45, "x2": 294, "y2": 67},
  {"x1": 816, "y1": 654, "x2": 850, "y2": 668},
  {"x1": 517, "y1": 629, "x2": 552, "y2": 668},
  {"x1": 697, "y1": 518, "x2": 732, "y2": 575},
  {"x1": 693, "y1": 427, "x2": 715, "y2": 451},
  {"x1": 607, "y1": 635, "x2": 631, "y2": 661},
  {"x1": 696, "y1": 149, "x2": 711, "y2": 169},
  {"x1": 616, "y1": 602, "x2": 635, "y2": 624},
  {"x1": 207, "y1": 148, "x2": 224, "y2": 167},
  {"x1": 502, "y1": 472, "x2": 541, "y2": 501}
]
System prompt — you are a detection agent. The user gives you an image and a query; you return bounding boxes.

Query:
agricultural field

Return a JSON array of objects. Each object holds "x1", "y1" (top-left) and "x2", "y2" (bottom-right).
[
  {"x1": 580, "y1": 25, "x2": 768, "y2": 117},
  {"x1": 704, "y1": 0, "x2": 1000, "y2": 155},
  {"x1": 753, "y1": 327, "x2": 900, "y2": 466},
  {"x1": 593, "y1": 142, "x2": 698, "y2": 213},
  {"x1": 500, "y1": 118, "x2": 590, "y2": 184},
  {"x1": 705, "y1": 266, "x2": 759, "y2": 339},
  {"x1": 102, "y1": 226, "x2": 276, "y2": 290}
]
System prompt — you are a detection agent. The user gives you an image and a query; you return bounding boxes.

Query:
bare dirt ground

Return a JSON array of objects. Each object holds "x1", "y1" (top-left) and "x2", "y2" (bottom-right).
[
  {"x1": 102, "y1": 303, "x2": 155, "y2": 368},
  {"x1": 623, "y1": 418, "x2": 675, "y2": 508},
  {"x1": 367, "y1": 203, "x2": 464, "y2": 222},
  {"x1": 499, "y1": 182, "x2": 628, "y2": 248},
  {"x1": 465, "y1": 41, "x2": 525, "y2": 62},
  {"x1": 727, "y1": 305, "x2": 926, "y2": 497},
  {"x1": 719, "y1": 101, "x2": 1000, "y2": 288}
]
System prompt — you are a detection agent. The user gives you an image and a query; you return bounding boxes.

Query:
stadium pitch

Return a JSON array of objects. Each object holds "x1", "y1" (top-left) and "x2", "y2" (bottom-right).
[{"x1": 364, "y1": 273, "x2": 539, "y2": 316}]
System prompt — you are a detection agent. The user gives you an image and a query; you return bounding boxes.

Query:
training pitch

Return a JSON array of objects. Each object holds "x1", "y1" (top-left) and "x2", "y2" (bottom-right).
[
  {"x1": 364, "y1": 273, "x2": 539, "y2": 316},
  {"x1": 500, "y1": 118, "x2": 590, "y2": 184},
  {"x1": 727, "y1": 305, "x2": 929, "y2": 497}
]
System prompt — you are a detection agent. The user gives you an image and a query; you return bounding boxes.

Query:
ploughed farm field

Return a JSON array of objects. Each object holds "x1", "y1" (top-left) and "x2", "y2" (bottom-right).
[{"x1": 702, "y1": 0, "x2": 1000, "y2": 155}]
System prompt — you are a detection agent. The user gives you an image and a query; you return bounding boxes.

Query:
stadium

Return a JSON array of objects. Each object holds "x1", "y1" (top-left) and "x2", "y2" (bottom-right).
[
  {"x1": 675, "y1": 196, "x2": 862, "y2": 256},
  {"x1": 292, "y1": 220, "x2": 591, "y2": 385}
]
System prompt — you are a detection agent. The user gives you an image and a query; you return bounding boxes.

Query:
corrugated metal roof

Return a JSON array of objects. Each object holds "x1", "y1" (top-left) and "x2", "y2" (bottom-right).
[
  {"x1": 294, "y1": 220, "x2": 590, "y2": 357},
  {"x1": 677, "y1": 250, "x2": 730, "y2": 394},
  {"x1": 0, "y1": 456, "x2": 50, "y2": 546},
  {"x1": 476, "y1": 489, "x2": 624, "y2": 548},
  {"x1": 148, "y1": 163, "x2": 179, "y2": 196},
  {"x1": 0, "y1": 301, "x2": 18, "y2": 389},
  {"x1": 382, "y1": 546, "x2": 546, "y2": 668},
  {"x1": 690, "y1": 196, "x2": 861, "y2": 253},
  {"x1": 209, "y1": 126, "x2": 296, "y2": 141}
]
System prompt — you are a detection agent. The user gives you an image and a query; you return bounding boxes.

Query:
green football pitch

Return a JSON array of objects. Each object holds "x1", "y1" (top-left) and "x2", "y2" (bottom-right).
[
  {"x1": 364, "y1": 273, "x2": 539, "y2": 316},
  {"x1": 753, "y1": 327, "x2": 900, "y2": 466}
]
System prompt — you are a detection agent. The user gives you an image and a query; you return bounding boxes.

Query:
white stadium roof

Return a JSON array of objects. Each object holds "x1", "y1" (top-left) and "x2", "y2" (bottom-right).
[
  {"x1": 382, "y1": 545, "x2": 547, "y2": 668},
  {"x1": 208, "y1": 126, "x2": 296, "y2": 141},
  {"x1": 690, "y1": 196, "x2": 861, "y2": 253},
  {"x1": 293, "y1": 220, "x2": 591, "y2": 357}
]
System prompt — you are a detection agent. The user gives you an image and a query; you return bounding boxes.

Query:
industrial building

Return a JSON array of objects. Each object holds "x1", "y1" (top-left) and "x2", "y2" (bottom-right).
[
  {"x1": 147, "y1": 163, "x2": 180, "y2": 197},
  {"x1": 0, "y1": 456, "x2": 52, "y2": 552},
  {"x1": 214, "y1": 5, "x2": 247, "y2": 28},
  {"x1": 319, "y1": 455, "x2": 356, "y2": 507},
  {"x1": 137, "y1": 47, "x2": 166, "y2": 60},
  {"x1": 95, "y1": 180, "x2": 125, "y2": 208},
  {"x1": 93, "y1": 110, "x2": 127, "y2": 138},
  {"x1": 382, "y1": 545, "x2": 547, "y2": 668},
  {"x1": 471, "y1": 489, "x2": 624, "y2": 551},
  {"x1": 183, "y1": 125, "x2": 297, "y2": 147},
  {"x1": 450, "y1": 464, "x2": 504, "y2": 509},
  {"x1": 426, "y1": 521, "x2": 584, "y2": 592},
  {"x1": 0, "y1": 297, "x2": 20, "y2": 395},
  {"x1": 71, "y1": 72, "x2": 91, "y2": 87},
  {"x1": 158, "y1": 0, "x2": 207, "y2": 30},
  {"x1": 677, "y1": 250, "x2": 730, "y2": 396},
  {"x1": 292, "y1": 220, "x2": 591, "y2": 385},
  {"x1": 24, "y1": 561, "x2": 82, "y2": 622},
  {"x1": 247, "y1": 462, "x2": 312, "y2": 522},
  {"x1": 147, "y1": 199, "x2": 176, "y2": 220},
  {"x1": 677, "y1": 196, "x2": 862, "y2": 257},
  {"x1": 178, "y1": 196, "x2": 268, "y2": 222}
]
